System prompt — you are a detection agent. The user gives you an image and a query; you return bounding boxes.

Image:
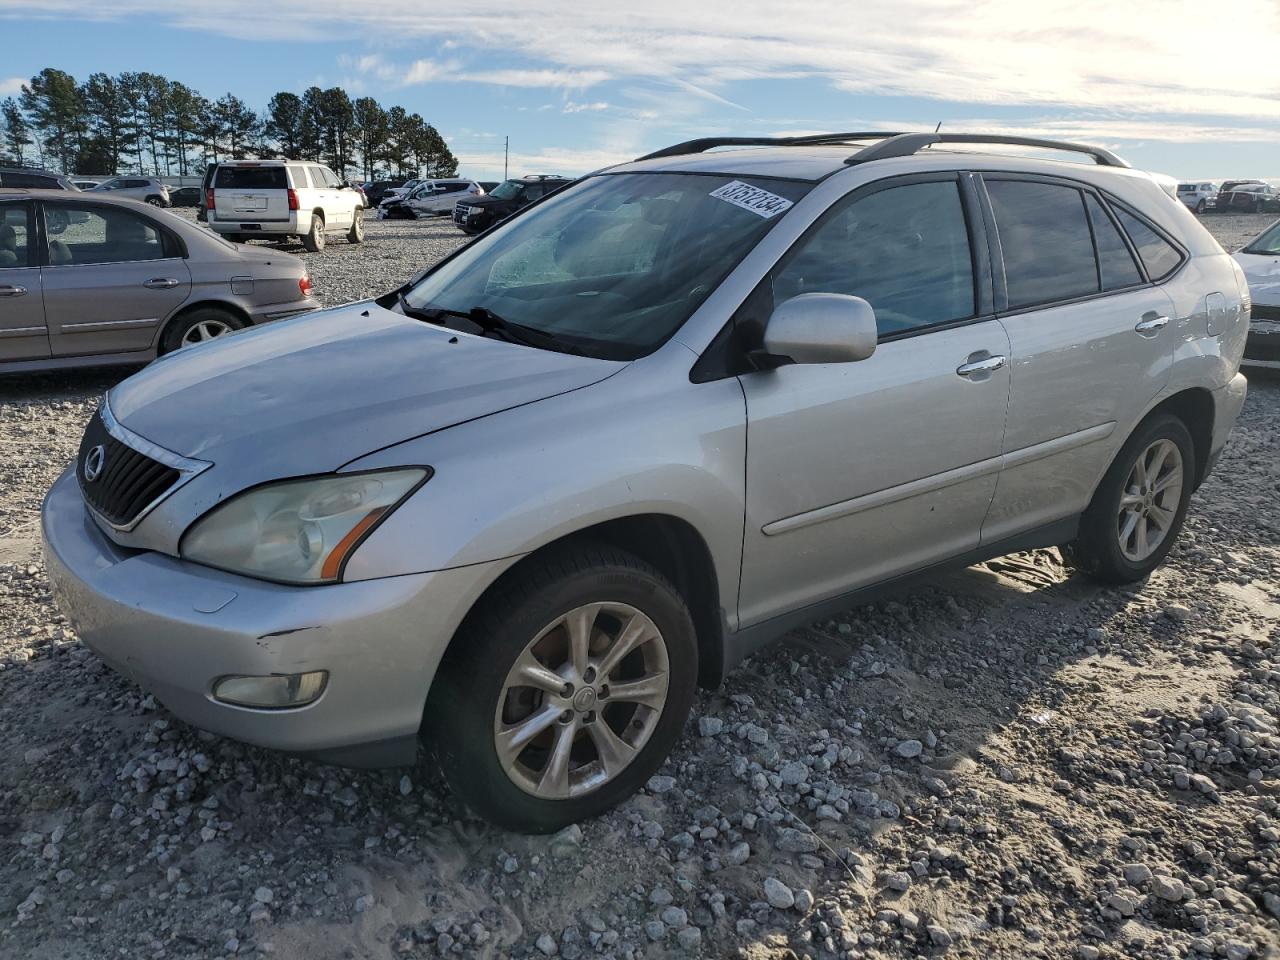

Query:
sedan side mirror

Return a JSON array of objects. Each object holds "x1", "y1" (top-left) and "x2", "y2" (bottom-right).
[{"x1": 762, "y1": 293, "x2": 878, "y2": 365}]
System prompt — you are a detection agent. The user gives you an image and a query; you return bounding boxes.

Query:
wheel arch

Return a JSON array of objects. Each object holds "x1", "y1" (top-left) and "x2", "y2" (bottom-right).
[
  {"x1": 155, "y1": 299, "x2": 252, "y2": 349},
  {"x1": 1144, "y1": 387, "x2": 1215, "y2": 489},
  {"x1": 437, "y1": 513, "x2": 727, "y2": 695}
]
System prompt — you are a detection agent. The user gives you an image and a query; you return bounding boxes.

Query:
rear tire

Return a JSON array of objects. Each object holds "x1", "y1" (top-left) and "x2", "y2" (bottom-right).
[
  {"x1": 428, "y1": 544, "x2": 698, "y2": 833},
  {"x1": 145, "y1": 196, "x2": 165, "y2": 207},
  {"x1": 160, "y1": 306, "x2": 245, "y2": 355},
  {"x1": 347, "y1": 209, "x2": 364, "y2": 244},
  {"x1": 1195, "y1": 199, "x2": 1206, "y2": 214},
  {"x1": 1062, "y1": 413, "x2": 1194, "y2": 584},
  {"x1": 302, "y1": 213, "x2": 325, "y2": 252}
]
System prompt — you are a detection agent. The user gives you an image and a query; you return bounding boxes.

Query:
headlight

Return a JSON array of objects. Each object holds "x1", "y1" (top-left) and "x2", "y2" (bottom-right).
[{"x1": 180, "y1": 468, "x2": 428, "y2": 584}]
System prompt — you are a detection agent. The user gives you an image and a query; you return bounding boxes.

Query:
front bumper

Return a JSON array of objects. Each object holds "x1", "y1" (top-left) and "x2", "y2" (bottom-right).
[
  {"x1": 41, "y1": 468, "x2": 509, "y2": 767},
  {"x1": 1243, "y1": 316, "x2": 1280, "y2": 368}
]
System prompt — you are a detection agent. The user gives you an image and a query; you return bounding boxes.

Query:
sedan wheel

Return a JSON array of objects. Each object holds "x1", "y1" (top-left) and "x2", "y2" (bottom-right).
[
  {"x1": 495, "y1": 601, "x2": 670, "y2": 799},
  {"x1": 180, "y1": 318, "x2": 234, "y2": 348}
]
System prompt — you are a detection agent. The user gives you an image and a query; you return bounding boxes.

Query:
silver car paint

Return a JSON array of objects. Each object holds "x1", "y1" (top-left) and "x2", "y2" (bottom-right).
[
  {"x1": 0, "y1": 192, "x2": 318, "y2": 372},
  {"x1": 42, "y1": 147, "x2": 1249, "y2": 763}
]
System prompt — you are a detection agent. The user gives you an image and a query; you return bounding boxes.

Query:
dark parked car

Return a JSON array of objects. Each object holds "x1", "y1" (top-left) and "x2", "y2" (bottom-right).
[
  {"x1": 169, "y1": 186, "x2": 202, "y2": 207},
  {"x1": 363, "y1": 180, "x2": 405, "y2": 206},
  {"x1": 0, "y1": 167, "x2": 80, "y2": 191},
  {"x1": 452, "y1": 175, "x2": 572, "y2": 234},
  {"x1": 1218, "y1": 182, "x2": 1280, "y2": 214}
]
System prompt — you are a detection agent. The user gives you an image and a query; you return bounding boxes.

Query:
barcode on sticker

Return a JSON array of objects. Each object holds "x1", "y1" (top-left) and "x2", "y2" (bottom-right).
[{"x1": 708, "y1": 180, "x2": 794, "y2": 219}]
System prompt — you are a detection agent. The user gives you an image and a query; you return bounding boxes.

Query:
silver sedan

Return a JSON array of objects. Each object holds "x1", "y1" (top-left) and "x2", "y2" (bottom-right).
[{"x1": 0, "y1": 189, "x2": 319, "y2": 373}]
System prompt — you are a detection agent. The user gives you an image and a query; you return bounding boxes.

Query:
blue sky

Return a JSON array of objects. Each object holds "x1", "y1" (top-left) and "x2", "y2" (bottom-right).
[{"x1": 1, "y1": 1, "x2": 1278, "y2": 182}]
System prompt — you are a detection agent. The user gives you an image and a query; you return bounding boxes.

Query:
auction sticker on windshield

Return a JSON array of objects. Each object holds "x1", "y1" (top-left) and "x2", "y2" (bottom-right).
[{"x1": 709, "y1": 180, "x2": 795, "y2": 219}]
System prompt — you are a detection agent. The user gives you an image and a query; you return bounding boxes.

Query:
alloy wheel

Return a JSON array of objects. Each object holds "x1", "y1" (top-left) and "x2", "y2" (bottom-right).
[
  {"x1": 1117, "y1": 438, "x2": 1183, "y2": 562},
  {"x1": 493, "y1": 601, "x2": 670, "y2": 800},
  {"x1": 180, "y1": 319, "x2": 233, "y2": 347}
]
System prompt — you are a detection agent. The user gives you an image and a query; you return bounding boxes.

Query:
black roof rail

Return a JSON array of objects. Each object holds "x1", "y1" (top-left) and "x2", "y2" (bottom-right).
[
  {"x1": 846, "y1": 133, "x2": 1129, "y2": 168},
  {"x1": 635, "y1": 132, "x2": 911, "y2": 162}
]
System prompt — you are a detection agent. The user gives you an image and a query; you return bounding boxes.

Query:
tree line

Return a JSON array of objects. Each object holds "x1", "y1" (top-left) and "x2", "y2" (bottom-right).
[{"x1": 0, "y1": 68, "x2": 458, "y2": 181}]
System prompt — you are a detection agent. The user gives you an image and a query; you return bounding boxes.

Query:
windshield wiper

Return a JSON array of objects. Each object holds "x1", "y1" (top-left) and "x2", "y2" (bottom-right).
[{"x1": 421, "y1": 304, "x2": 581, "y2": 354}]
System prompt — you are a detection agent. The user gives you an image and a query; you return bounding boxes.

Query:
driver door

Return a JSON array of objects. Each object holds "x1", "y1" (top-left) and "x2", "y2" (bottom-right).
[{"x1": 738, "y1": 174, "x2": 1011, "y2": 626}]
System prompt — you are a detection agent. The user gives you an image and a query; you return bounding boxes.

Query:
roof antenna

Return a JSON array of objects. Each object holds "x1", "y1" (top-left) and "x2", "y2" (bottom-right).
[{"x1": 934, "y1": 121, "x2": 943, "y2": 133}]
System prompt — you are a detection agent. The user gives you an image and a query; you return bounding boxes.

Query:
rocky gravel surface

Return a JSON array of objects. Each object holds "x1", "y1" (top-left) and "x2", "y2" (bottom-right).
[{"x1": 1, "y1": 212, "x2": 1278, "y2": 960}]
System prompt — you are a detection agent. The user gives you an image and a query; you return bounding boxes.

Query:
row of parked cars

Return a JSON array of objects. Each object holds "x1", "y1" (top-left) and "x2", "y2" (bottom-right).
[
  {"x1": 1177, "y1": 179, "x2": 1280, "y2": 214},
  {"x1": 368, "y1": 174, "x2": 574, "y2": 235}
]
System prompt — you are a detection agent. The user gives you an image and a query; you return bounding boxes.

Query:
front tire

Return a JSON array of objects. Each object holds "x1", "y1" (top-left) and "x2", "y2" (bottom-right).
[
  {"x1": 347, "y1": 209, "x2": 364, "y2": 244},
  {"x1": 429, "y1": 545, "x2": 698, "y2": 833},
  {"x1": 1063, "y1": 413, "x2": 1194, "y2": 584},
  {"x1": 1195, "y1": 199, "x2": 1206, "y2": 214},
  {"x1": 160, "y1": 306, "x2": 245, "y2": 355},
  {"x1": 302, "y1": 213, "x2": 325, "y2": 252}
]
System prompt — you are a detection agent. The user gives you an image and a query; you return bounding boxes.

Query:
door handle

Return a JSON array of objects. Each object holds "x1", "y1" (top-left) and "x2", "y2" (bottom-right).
[
  {"x1": 956, "y1": 354, "x2": 1007, "y2": 379},
  {"x1": 0, "y1": 285, "x2": 27, "y2": 297},
  {"x1": 1135, "y1": 314, "x2": 1170, "y2": 336},
  {"x1": 143, "y1": 278, "x2": 180, "y2": 290}
]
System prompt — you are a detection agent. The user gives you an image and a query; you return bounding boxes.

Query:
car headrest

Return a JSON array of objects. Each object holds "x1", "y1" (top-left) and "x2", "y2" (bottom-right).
[
  {"x1": 106, "y1": 215, "x2": 151, "y2": 245},
  {"x1": 48, "y1": 239, "x2": 72, "y2": 264},
  {"x1": 0, "y1": 224, "x2": 14, "y2": 252}
]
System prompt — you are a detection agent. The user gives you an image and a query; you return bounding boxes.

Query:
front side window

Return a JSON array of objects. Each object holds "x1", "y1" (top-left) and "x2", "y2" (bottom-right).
[
  {"x1": 0, "y1": 204, "x2": 32, "y2": 267},
  {"x1": 987, "y1": 179, "x2": 1098, "y2": 309},
  {"x1": 403, "y1": 172, "x2": 812, "y2": 360},
  {"x1": 1113, "y1": 208, "x2": 1183, "y2": 281},
  {"x1": 772, "y1": 179, "x2": 975, "y2": 336},
  {"x1": 44, "y1": 204, "x2": 168, "y2": 265}
]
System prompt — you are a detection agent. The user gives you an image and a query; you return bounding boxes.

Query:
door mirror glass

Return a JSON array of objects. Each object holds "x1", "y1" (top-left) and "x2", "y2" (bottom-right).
[{"x1": 763, "y1": 293, "x2": 878, "y2": 364}]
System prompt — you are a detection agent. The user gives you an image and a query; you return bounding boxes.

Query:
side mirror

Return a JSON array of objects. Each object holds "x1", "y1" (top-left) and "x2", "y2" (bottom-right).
[{"x1": 762, "y1": 293, "x2": 878, "y2": 365}]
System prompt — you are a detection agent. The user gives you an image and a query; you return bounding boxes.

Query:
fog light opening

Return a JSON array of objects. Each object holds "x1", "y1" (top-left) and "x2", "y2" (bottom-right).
[{"x1": 213, "y1": 671, "x2": 328, "y2": 709}]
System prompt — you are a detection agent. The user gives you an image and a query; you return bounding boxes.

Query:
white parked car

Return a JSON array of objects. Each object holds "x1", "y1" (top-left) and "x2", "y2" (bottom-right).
[
  {"x1": 377, "y1": 179, "x2": 484, "y2": 219},
  {"x1": 1234, "y1": 218, "x2": 1280, "y2": 367},
  {"x1": 90, "y1": 176, "x2": 171, "y2": 207},
  {"x1": 1177, "y1": 181, "x2": 1217, "y2": 214},
  {"x1": 206, "y1": 160, "x2": 365, "y2": 252}
]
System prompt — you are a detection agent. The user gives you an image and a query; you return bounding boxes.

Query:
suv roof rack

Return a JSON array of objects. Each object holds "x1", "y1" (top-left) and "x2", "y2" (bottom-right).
[
  {"x1": 845, "y1": 133, "x2": 1129, "y2": 168},
  {"x1": 635, "y1": 132, "x2": 911, "y2": 162},
  {"x1": 634, "y1": 131, "x2": 1129, "y2": 169}
]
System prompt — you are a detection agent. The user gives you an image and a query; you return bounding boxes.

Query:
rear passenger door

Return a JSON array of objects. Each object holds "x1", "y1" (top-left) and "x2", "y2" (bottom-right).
[
  {"x1": 738, "y1": 174, "x2": 1011, "y2": 625},
  {"x1": 978, "y1": 175, "x2": 1179, "y2": 543},
  {"x1": 40, "y1": 200, "x2": 191, "y2": 358},
  {"x1": 0, "y1": 201, "x2": 49, "y2": 361}
]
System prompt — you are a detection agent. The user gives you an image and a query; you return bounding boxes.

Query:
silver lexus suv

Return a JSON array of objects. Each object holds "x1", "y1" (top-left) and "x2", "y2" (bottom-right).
[{"x1": 43, "y1": 132, "x2": 1249, "y2": 833}]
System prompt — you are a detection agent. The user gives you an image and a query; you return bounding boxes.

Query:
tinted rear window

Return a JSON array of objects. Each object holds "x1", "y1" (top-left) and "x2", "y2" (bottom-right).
[
  {"x1": 215, "y1": 167, "x2": 288, "y2": 190},
  {"x1": 987, "y1": 179, "x2": 1098, "y2": 309},
  {"x1": 1113, "y1": 208, "x2": 1183, "y2": 281}
]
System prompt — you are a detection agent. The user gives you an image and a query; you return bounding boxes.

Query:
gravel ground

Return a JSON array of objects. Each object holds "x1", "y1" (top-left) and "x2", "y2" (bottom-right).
[{"x1": 1, "y1": 211, "x2": 1279, "y2": 960}]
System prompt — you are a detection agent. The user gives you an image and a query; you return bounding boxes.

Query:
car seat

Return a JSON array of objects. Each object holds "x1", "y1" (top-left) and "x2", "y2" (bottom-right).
[{"x1": 0, "y1": 224, "x2": 17, "y2": 266}]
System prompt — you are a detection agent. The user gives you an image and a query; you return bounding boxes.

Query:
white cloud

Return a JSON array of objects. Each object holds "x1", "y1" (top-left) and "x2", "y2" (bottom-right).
[
  {"x1": 562, "y1": 101, "x2": 609, "y2": 113},
  {"x1": 0, "y1": 77, "x2": 24, "y2": 96},
  {"x1": 7, "y1": 0, "x2": 1280, "y2": 129}
]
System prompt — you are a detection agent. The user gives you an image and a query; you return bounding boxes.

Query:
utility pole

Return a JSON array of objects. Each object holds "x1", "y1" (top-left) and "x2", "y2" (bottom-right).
[{"x1": 504, "y1": 136, "x2": 509, "y2": 179}]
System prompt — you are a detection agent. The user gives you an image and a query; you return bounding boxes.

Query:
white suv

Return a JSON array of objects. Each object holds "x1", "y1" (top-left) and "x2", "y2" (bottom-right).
[
  {"x1": 89, "y1": 177, "x2": 171, "y2": 207},
  {"x1": 206, "y1": 160, "x2": 365, "y2": 251},
  {"x1": 1177, "y1": 181, "x2": 1217, "y2": 214}
]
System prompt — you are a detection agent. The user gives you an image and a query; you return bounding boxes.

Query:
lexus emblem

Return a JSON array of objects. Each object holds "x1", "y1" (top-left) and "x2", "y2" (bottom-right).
[{"x1": 83, "y1": 445, "x2": 106, "y2": 482}]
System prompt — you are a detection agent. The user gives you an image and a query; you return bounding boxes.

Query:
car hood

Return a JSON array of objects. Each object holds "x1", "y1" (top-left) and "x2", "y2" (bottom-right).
[
  {"x1": 108, "y1": 302, "x2": 624, "y2": 484},
  {"x1": 459, "y1": 195, "x2": 513, "y2": 210},
  {"x1": 1234, "y1": 251, "x2": 1280, "y2": 306}
]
